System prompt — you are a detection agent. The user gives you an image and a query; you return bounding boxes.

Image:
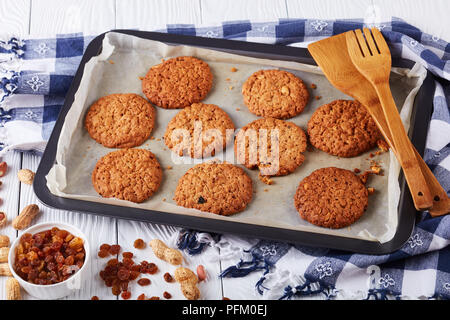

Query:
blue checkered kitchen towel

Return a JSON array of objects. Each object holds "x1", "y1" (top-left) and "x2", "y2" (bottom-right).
[{"x1": 1, "y1": 18, "x2": 449, "y2": 299}]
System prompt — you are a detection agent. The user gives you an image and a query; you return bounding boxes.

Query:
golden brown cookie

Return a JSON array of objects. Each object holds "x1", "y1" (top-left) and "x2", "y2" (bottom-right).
[
  {"x1": 92, "y1": 148, "x2": 162, "y2": 203},
  {"x1": 142, "y1": 56, "x2": 213, "y2": 109},
  {"x1": 164, "y1": 103, "x2": 235, "y2": 159},
  {"x1": 174, "y1": 163, "x2": 253, "y2": 216},
  {"x1": 294, "y1": 167, "x2": 369, "y2": 229},
  {"x1": 242, "y1": 69, "x2": 309, "y2": 119},
  {"x1": 307, "y1": 100, "x2": 382, "y2": 157},
  {"x1": 84, "y1": 93, "x2": 155, "y2": 148},
  {"x1": 235, "y1": 118, "x2": 307, "y2": 176}
]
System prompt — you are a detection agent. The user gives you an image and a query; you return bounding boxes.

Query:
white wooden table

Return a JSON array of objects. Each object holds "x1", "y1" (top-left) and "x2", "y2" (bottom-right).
[{"x1": 1, "y1": 0, "x2": 449, "y2": 300}]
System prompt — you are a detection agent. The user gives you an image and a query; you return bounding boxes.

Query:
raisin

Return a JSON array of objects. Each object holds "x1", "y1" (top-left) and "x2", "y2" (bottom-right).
[
  {"x1": 137, "y1": 278, "x2": 151, "y2": 286},
  {"x1": 163, "y1": 291, "x2": 172, "y2": 299},
  {"x1": 64, "y1": 256, "x2": 75, "y2": 265},
  {"x1": 91, "y1": 296, "x2": 99, "y2": 300},
  {"x1": 137, "y1": 294, "x2": 146, "y2": 300},
  {"x1": 107, "y1": 258, "x2": 119, "y2": 267},
  {"x1": 146, "y1": 263, "x2": 158, "y2": 274},
  {"x1": 117, "y1": 268, "x2": 130, "y2": 281},
  {"x1": 112, "y1": 284, "x2": 121, "y2": 296},
  {"x1": 163, "y1": 272, "x2": 174, "y2": 283},
  {"x1": 148, "y1": 296, "x2": 160, "y2": 300},
  {"x1": 122, "y1": 252, "x2": 133, "y2": 259},
  {"x1": 100, "y1": 244, "x2": 111, "y2": 251},
  {"x1": 121, "y1": 291, "x2": 131, "y2": 300},
  {"x1": 109, "y1": 244, "x2": 121, "y2": 255},
  {"x1": 197, "y1": 196, "x2": 206, "y2": 204},
  {"x1": 133, "y1": 239, "x2": 146, "y2": 249},
  {"x1": 98, "y1": 249, "x2": 109, "y2": 258},
  {"x1": 129, "y1": 271, "x2": 140, "y2": 280}
]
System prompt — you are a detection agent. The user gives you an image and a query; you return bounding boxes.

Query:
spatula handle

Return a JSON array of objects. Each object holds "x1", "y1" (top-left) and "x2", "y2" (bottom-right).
[{"x1": 376, "y1": 82, "x2": 433, "y2": 210}]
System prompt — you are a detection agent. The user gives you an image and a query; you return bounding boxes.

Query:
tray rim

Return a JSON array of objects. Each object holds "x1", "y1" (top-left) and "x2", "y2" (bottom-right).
[{"x1": 33, "y1": 29, "x2": 435, "y2": 255}]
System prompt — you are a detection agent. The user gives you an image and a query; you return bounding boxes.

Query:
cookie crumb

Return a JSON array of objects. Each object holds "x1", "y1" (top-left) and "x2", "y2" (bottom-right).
[
  {"x1": 264, "y1": 189, "x2": 269, "y2": 192},
  {"x1": 367, "y1": 187, "x2": 375, "y2": 195},
  {"x1": 311, "y1": 83, "x2": 317, "y2": 89},
  {"x1": 108, "y1": 60, "x2": 114, "y2": 64},
  {"x1": 315, "y1": 95, "x2": 322, "y2": 100},
  {"x1": 258, "y1": 173, "x2": 273, "y2": 185},
  {"x1": 230, "y1": 67, "x2": 238, "y2": 72},
  {"x1": 162, "y1": 198, "x2": 166, "y2": 202},
  {"x1": 358, "y1": 171, "x2": 372, "y2": 185},
  {"x1": 370, "y1": 164, "x2": 382, "y2": 175},
  {"x1": 236, "y1": 108, "x2": 241, "y2": 111},
  {"x1": 226, "y1": 78, "x2": 231, "y2": 81},
  {"x1": 353, "y1": 168, "x2": 361, "y2": 174},
  {"x1": 139, "y1": 76, "x2": 144, "y2": 80},
  {"x1": 377, "y1": 139, "x2": 390, "y2": 152},
  {"x1": 167, "y1": 166, "x2": 173, "y2": 170},
  {"x1": 229, "y1": 86, "x2": 234, "y2": 90}
]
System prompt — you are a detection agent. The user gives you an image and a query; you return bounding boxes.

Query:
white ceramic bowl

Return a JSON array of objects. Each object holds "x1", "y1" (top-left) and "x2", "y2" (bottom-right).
[{"x1": 8, "y1": 221, "x2": 90, "y2": 300}]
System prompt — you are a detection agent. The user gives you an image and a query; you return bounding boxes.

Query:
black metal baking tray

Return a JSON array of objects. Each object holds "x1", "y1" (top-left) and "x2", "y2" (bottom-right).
[{"x1": 34, "y1": 30, "x2": 435, "y2": 254}]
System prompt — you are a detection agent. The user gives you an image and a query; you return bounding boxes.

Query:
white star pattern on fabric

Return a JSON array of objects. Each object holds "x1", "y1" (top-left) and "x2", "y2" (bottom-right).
[
  {"x1": 407, "y1": 233, "x2": 423, "y2": 248},
  {"x1": 378, "y1": 274, "x2": 395, "y2": 288},
  {"x1": 26, "y1": 75, "x2": 44, "y2": 92},
  {"x1": 34, "y1": 42, "x2": 50, "y2": 55},
  {"x1": 316, "y1": 262, "x2": 333, "y2": 279},
  {"x1": 311, "y1": 20, "x2": 328, "y2": 32}
]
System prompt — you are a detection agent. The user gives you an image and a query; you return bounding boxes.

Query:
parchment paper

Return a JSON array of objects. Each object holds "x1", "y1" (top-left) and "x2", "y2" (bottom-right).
[{"x1": 46, "y1": 32, "x2": 427, "y2": 244}]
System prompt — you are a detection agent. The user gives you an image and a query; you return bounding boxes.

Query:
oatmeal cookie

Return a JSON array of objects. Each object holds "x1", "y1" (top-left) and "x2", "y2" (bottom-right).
[
  {"x1": 92, "y1": 148, "x2": 162, "y2": 203},
  {"x1": 85, "y1": 93, "x2": 155, "y2": 148},
  {"x1": 164, "y1": 103, "x2": 235, "y2": 158},
  {"x1": 174, "y1": 163, "x2": 253, "y2": 216},
  {"x1": 142, "y1": 56, "x2": 213, "y2": 109},
  {"x1": 294, "y1": 167, "x2": 369, "y2": 229},
  {"x1": 235, "y1": 117, "x2": 307, "y2": 176},
  {"x1": 242, "y1": 69, "x2": 309, "y2": 119},
  {"x1": 307, "y1": 100, "x2": 382, "y2": 157}
]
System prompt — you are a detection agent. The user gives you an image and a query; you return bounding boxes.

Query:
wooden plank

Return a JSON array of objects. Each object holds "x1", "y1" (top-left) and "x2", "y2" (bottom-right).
[
  {"x1": 286, "y1": 0, "x2": 372, "y2": 19},
  {"x1": 0, "y1": 0, "x2": 30, "y2": 36},
  {"x1": 0, "y1": 152, "x2": 21, "y2": 300},
  {"x1": 372, "y1": 0, "x2": 450, "y2": 42},
  {"x1": 116, "y1": 0, "x2": 202, "y2": 29},
  {"x1": 201, "y1": 0, "x2": 288, "y2": 24},
  {"x1": 30, "y1": 0, "x2": 115, "y2": 35},
  {"x1": 16, "y1": 153, "x2": 117, "y2": 300}
]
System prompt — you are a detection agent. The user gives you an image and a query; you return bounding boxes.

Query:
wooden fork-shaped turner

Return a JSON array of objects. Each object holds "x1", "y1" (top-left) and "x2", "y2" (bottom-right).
[
  {"x1": 345, "y1": 28, "x2": 433, "y2": 211},
  {"x1": 308, "y1": 32, "x2": 449, "y2": 216}
]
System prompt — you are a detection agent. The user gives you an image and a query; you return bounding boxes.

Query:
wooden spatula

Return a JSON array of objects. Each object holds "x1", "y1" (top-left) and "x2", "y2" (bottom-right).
[
  {"x1": 308, "y1": 32, "x2": 449, "y2": 216},
  {"x1": 345, "y1": 28, "x2": 433, "y2": 211}
]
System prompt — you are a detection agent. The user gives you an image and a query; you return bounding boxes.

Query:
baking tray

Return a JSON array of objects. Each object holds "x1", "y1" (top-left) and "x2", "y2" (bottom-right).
[{"x1": 34, "y1": 30, "x2": 435, "y2": 254}]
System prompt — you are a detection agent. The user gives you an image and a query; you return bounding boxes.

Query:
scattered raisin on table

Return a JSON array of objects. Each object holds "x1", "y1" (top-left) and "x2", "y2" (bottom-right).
[
  {"x1": 163, "y1": 272, "x2": 174, "y2": 283},
  {"x1": 91, "y1": 296, "x2": 99, "y2": 300},
  {"x1": 133, "y1": 239, "x2": 146, "y2": 249},
  {"x1": 163, "y1": 291, "x2": 172, "y2": 299},
  {"x1": 121, "y1": 291, "x2": 131, "y2": 300},
  {"x1": 98, "y1": 249, "x2": 109, "y2": 258},
  {"x1": 122, "y1": 252, "x2": 133, "y2": 259},
  {"x1": 137, "y1": 293, "x2": 146, "y2": 300},
  {"x1": 109, "y1": 244, "x2": 121, "y2": 255},
  {"x1": 137, "y1": 278, "x2": 151, "y2": 286},
  {"x1": 148, "y1": 296, "x2": 160, "y2": 300}
]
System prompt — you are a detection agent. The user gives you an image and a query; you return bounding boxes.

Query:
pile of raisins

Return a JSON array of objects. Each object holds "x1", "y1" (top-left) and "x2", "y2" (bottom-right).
[
  {"x1": 98, "y1": 243, "x2": 164, "y2": 300},
  {"x1": 14, "y1": 227, "x2": 85, "y2": 285}
]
